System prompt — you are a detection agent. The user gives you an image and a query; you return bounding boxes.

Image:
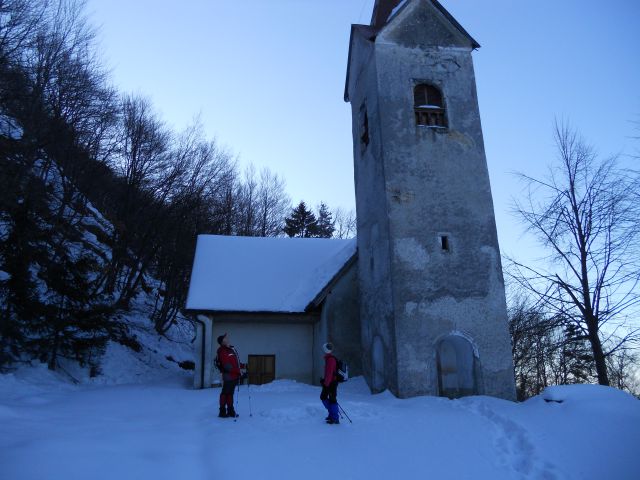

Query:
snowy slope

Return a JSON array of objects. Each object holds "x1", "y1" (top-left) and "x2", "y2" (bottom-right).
[
  {"x1": 1, "y1": 371, "x2": 638, "y2": 480},
  {"x1": 53, "y1": 292, "x2": 195, "y2": 386}
]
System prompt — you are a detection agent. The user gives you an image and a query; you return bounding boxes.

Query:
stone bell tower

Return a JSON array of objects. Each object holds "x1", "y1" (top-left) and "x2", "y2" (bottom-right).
[{"x1": 345, "y1": 0, "x2": 515, "y2": 399}]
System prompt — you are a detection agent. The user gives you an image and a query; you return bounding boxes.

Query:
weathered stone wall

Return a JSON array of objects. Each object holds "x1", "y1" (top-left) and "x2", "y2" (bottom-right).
[
  {"x1": 347, "y1": 0, "x2": 515, "y2": 400},
  {"x1": 348, "y1": 29, "x2": 400, "y2": 394},
  {"x1": 318, "y1": 262, "x2": 362, "y2": 382}
]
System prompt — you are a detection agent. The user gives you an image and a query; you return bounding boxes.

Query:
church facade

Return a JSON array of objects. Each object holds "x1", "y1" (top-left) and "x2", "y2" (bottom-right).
[{"x1": 186, "y1": 0, "x2": 516, "y2": 401}]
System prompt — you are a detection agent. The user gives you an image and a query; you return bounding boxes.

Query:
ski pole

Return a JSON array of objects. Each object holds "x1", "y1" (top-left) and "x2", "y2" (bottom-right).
[
  {"x1": 337, "y1": 403, "x2": 353, "y2": 424},
  {"x1": 234, "y1": 380, "x2": 240, "y2": 422},
  {"x1": 247, "y1": 381, "x2": 253, "y2": 417}
]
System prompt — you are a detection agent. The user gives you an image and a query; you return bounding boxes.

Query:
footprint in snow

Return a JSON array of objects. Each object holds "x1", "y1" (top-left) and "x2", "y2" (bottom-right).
[{"x1": 459, "y1": 400, "x2": 560, "y2": 480}]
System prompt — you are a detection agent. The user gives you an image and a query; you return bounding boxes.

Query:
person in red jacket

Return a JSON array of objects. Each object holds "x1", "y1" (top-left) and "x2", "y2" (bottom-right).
[
  {"x1": 320, "y1": 342, "x2": 340, "y2": 424},
  {"x1": 216, "y1": 333, "x2": 246, "y2": 418}
]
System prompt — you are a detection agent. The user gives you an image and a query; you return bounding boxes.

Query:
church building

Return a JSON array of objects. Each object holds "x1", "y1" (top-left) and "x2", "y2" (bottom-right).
[{"x1": 185, "y1": 0, "x2": 516, "y2": 400}]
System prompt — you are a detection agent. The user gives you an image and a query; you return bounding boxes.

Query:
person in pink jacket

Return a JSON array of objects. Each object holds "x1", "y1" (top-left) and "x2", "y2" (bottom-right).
[{"x1": 320, "y1": 342, "x2": 340, "y2": 424}]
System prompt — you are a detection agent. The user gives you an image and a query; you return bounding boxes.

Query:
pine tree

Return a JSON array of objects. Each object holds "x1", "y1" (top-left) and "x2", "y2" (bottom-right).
[
  {"x1": 36, "y1": 231, "x2": 114, "y2": 372},
  {"x1": 283, "y1": 201, "x2": 318, "y2": 238},
  {"x1": 314, "y1": 202, "x2": 335, "y2": 238},
  {"x1": 560, "y1": 323, "x2": 594, "y2": 384}
]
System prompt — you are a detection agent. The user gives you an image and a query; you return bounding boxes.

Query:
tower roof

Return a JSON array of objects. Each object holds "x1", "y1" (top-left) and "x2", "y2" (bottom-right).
[
  {"x1": 370, "y1": 0, "x2": 406, "y2": 28},
  {"x1": 345, "y1": 0, "x2": 480, "y2": 102},
  {"x1": 370, "y1": 0, "x2": 479, "y2": 47}
]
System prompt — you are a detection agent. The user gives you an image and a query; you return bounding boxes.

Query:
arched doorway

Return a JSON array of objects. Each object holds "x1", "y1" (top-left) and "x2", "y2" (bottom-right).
[{"x1": 436, "y1": 335, "x2": 478, "y2": 398}]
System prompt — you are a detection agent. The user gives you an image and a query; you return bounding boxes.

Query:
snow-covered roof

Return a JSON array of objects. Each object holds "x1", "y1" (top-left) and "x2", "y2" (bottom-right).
[{"x1": 185, "y1": 235, "x2": 357, "y2": 313}]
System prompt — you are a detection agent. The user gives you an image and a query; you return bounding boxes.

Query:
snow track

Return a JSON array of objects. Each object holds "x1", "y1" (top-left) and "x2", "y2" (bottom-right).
[{"x1": 460, "y1": 399, "x2": 560, "y2": 479}]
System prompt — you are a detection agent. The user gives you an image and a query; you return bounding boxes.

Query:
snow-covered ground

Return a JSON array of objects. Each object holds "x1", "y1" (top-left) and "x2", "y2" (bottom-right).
[{"x1": 1, "y1": 368, "x2": 638, "y2": 480}]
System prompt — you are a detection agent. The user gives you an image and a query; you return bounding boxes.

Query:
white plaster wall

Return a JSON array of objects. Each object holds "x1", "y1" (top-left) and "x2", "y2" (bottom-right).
[
  {"x1": 193, "y1": 315, "x2": 215, "y2": 389},
  {"x1": 211, "y1": 322, "x2": 315, "y2": 384}
]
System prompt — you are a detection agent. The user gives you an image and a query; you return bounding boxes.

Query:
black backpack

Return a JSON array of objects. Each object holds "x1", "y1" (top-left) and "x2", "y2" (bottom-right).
[{"x1": 335, "y1": 357, "x2": 349, "y2": 383}]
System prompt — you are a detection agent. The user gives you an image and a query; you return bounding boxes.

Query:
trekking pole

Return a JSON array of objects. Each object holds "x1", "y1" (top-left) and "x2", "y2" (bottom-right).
[
  {"x1": 234, "y1": 381, "x2": 240, "y2": 422},
  {"x1": 337, "y1": 403, "x2": 353, "y2": 424}
]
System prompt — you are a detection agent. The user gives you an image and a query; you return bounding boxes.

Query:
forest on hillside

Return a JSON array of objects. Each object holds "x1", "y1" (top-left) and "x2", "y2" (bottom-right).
[{"x1": 0, "y1": 0, "x2": 354, "y2": 374}]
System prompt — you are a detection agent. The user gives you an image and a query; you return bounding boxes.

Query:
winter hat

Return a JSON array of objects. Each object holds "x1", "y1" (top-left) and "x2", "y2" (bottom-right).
[
  {"x1": 322, "y1": 342, "x2": 333, "y2": 354},
  {"x1": 217, "y1": 333, "x2": 227, "y2": 345}
]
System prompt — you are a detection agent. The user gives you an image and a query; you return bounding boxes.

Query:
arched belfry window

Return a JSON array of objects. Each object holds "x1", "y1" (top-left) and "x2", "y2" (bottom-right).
[{"x1": 414, "y1": 84, "x2": 447, "y2": 128}]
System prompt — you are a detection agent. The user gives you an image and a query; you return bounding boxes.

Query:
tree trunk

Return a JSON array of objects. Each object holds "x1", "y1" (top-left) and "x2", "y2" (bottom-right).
[
  {"x1": 586, "y1": 318, "x2": 609, "y2": 385},
  {"x1": 48, "y1": 330, "x2": 60, "y2": 371}
]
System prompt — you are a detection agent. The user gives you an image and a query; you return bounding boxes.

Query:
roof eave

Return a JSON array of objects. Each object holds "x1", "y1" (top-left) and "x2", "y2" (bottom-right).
[
  {"x1": 429, "y1": 0, "x2": 480, "y2": 49},
  {"x1": 184, "y1": 308, "x2": 318, "y2": 317},
  {"x1": 344, "y1": 25, "x2": 378, "y2": 103},
  {"x1": 305, "y1": 250, "x2": 358, "y2": 311}
]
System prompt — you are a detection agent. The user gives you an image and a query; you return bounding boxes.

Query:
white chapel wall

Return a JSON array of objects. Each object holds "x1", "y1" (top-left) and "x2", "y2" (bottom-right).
[{"x1": 211, "y1": 320, "x2": 315, "y2": 384}]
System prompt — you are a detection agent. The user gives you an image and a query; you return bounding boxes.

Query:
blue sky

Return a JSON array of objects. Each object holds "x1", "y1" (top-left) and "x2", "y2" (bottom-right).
[{"x1": 86, "y1": 0, "x2": 639, "y2": 262}]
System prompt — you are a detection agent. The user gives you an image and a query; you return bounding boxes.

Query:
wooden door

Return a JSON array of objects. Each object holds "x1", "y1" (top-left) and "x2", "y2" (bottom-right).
[{"x1": 247, "y1": 355, "x2": 275, "y2": 385}]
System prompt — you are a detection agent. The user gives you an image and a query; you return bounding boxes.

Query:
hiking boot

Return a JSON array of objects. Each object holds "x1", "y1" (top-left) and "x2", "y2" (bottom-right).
[{"x1": 218, "y1": 407, "x2": 228, "y2": 418}]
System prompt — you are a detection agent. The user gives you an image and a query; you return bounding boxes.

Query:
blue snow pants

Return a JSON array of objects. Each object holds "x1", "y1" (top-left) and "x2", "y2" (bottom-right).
[{"x1": 320, "y1": 382, "x2": 339, "y2": 421}]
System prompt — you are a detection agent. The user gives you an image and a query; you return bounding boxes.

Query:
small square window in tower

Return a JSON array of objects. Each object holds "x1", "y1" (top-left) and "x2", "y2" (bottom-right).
[
  {"x1": 440, "y1": 235, "x2": 450, "y2": 251},
  {"x1": 414, "y1": 84, "x2": 447, "y2": 128},
  {"x1": 247, "y1": 354, "x2": 275, "y2": 385}
]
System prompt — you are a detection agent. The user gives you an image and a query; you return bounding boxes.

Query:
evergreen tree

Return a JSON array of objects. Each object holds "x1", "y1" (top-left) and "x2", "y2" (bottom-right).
[
  {"x1": 284, "y1": 201, "x2": 317, "y2": 238},
  {"x1": 314, "y1": 202, "x2": 335, "y2": 238},
  {"x1": 559, "y1": 323, "x2": 593, "y2": 384},
  {"x1": 35, "y1": 219, "x2": 114, "y2": 372},
  {"x1": 0, "y1": 165, "x2": 48, "y2": 366}
]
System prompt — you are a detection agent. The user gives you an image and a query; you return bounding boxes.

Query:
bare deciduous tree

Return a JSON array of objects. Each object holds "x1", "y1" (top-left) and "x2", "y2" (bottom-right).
[
  {"x1": 606, "y1": 346, "x2": 640, "y2": 396},
  {"x1": 0, "y1": 1, "x2": 44, "y2": 62},
  {"x1": 150, "y1": 121, "x2": 236, "y2": 333},
  {"x1": 508, "y1": 294, "x2": 556, "y2": 399},
  {"x1": 235, "y1": 163, "x2": 258, "y2": 236},
  {"x1": 333, "y1": 207, "x2": 356, "y2": 239},
  {"x1": 256, "y1": 167, "x2": 290, "y2": 237},
  {"x1": 509, "y1": 122, "x2": 640, "y2": 386},
  {"x1": 100, "y1": 94, "x2": 171, "y2": 300},
  {"x1": 114, "y1": 94, "x2": 170, "y2": 194},
  {"x1": 233, "y1": 164, "x2": 290, "y2": 237}
]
